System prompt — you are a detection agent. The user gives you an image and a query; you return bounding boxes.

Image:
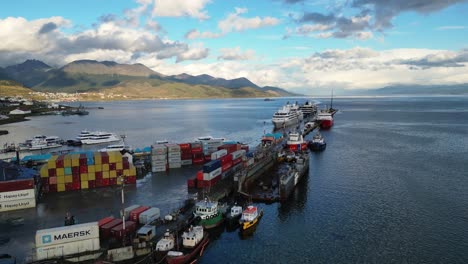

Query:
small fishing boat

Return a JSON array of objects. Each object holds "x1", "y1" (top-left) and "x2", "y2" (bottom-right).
[
  {"x1": 155, "y1": 229, "x2": 176, "y2": 261},
  {"x1": 193, "y1": 198, "x2": 224, "y2": 229},
  {"x1": 239, "y1": 205, "x2": 263, "y2": 231},
  {"x1": 166, "y1": 225, "x2": 209, "y2": 264},
  {"x1": 225, "y1": 204, "x2": 243, "y2": 228}
]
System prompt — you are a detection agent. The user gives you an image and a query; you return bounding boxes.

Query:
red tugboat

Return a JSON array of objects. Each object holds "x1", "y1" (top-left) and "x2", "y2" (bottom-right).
[{"x1": 166, "y1": 225, "x2": 209, "y2": 264}]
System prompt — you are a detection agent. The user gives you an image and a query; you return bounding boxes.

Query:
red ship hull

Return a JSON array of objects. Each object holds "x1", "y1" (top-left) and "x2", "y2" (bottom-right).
[
  {"x1": 320, "y1": 119, "x2": 333, "y2": 129},
  {"x1": 166, "y1": 235, "x2": 209, "y2": 264}
]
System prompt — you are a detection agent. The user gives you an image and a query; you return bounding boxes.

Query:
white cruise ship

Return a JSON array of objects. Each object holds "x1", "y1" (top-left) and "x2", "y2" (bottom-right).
[
  {"x1": 271, "y1": 102, "x2": 304, "y2": 128},
  {"x1": 78, "y1": 131, "x2": 120, "y2": 145},
  {"x1": 299, "y1": 100, "x2": 317, "y2": 117}
]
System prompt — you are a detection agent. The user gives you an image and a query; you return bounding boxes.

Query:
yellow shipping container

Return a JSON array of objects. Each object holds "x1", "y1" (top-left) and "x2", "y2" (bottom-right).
[
  {"x1": 88, "y1": 165, "x2": 95, "y2": 173},
  {"x1": 129, "y1": 167, "x2": 137, "y2": 177},
  {"x1": 65, "y1": 175, "x2": 73, "y2": 183},
  {"x1": 57, "y1": 183, "x2": 66, "y2": 192},
  {"x1": 94, "y1": 152, "x2": 102, "y2": 165},
  {"x1": 80, "y1": 173, "x2": 88, "y2": 181},
  {"x1": 88, "y1": 172, "x2": 96, "y2": 181},
  {"x1": 48, "y1": 155, "x2": 57, "y2": 169},
  {"x1": 71, "y1": 156, "x2": 80, "y2": 167},
  {"x1": 116, "y1": 162, "x2": 123, "y2": 170},
  {"x1": 103, "y1": 171, "x2": 110, "y2": 178},
  {"x1": 57, "y1": 176, "x2": 65, "y2": 184},
  {"x1": 94, "y1": 164, "x2": 102, "y2": 172},
  {"x1": 64, "y1": 157, "x2": 72, "y2": 167},
  {"x1": 102, "y1": 164, "x2": 109, "y2": 172},
  {"x1": 56, "y1": 168, "x2": 65, "y2": 176},
  {"x1": 40, "y1": 165, "x2": 49, "y2": 178},
  {"x1": 123, "y1": 169, "x2": 130, "y2": 177},
  {"x1": 110, "y1": 170, "x2": 117, "y2": 178},
  {"x1": 81, "y1": 181, "x2": 89, "y2": 189}
]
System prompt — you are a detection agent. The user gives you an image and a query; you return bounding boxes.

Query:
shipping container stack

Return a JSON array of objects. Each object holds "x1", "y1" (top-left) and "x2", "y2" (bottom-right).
[
  {"x1": 197, "y1": 159, "x2": 222, "y2": 188},
  {"x1": 0, "y1": 160, "x2": 37, "y2": 212},
  {"x1": 151, "y1": 144, "x2": 167, "y2": 172},
  {"x1": 191, "y1": 142, "x2": 204, "y2": 165},
  {"x1": 179, "y1": 143, "x2": 192, "y2": 166},
  {"x1": 35, "y1": 222, "x2": 100, "y2": 261},
  {"x1": 39, "y1": 151, "x2": 137, "y2": 193},
  {"x1": 201, "y1": 139, "x2": 224, "y2": 161},
  {"x1": 166, "y1": 144, "x2": 181, "y2": 169}
]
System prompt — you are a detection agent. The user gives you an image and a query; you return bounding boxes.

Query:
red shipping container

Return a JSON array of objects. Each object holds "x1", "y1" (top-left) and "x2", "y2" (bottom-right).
[
  {"x1": 109, "y1": 163, "x2": 116, "y2": 170},
  {"x1": 123, "y1": 160, "x2": 130, "y2": 170},
  {"x1": 48, "y1": 168, "x2": 57, "y2": 177},
  {"x1": 41, "y1": 177, "x2": 49, "y2": 186},
  {"x1": 241, "y1": 145, "x2": 249, "y2": 152},
  {"x1": 191, "y1": 147, "x2": 203, "y2": 154},
  {"x1": 179, "y1": 143, "x2": 191, "y2": 150},
  {"x1": 79, "y1": 166, "x2": 88, "y2": 174},
  {"x1": 72, "y1": 166, "x2": 80, "y2": 175},
  {"x1": 116, "y1": 169, "x2": 123, "y2": 176},
  {"x1": 98, "y1": 216, "x2": 115, "y2": 227},
  {"x1": 100, "y1": 219, "x2": 123, "y2": 238},
  {"x1": 196, "y1": 170, "x2": 203, "y2": 181},
  {"x1": 72, "y1": 182, "x2": 81, "y2": 190},
  {"x1": 217, "y1": 144, "x2": 238, "y2": 154},
  {"x1": 233, "y1": 157, "x2": 242, "y2": 165},
  {"x1": 220, "y1": 154, "x2": 233, "y2": 165},
  {"x1": 109, "y1": 178, "x2": 117, "y2": 185},
  {"x1": 101, "y1": 153, "x2": 109, "y2": 164},
  {"x1": 222, "y1": 162, "x2": 232, "y2": 172},
  {"x1": 124, "y1": 176, "x2": 136, "y2": 184},
  {"x1": 129, "y1": 206, "x2": 150, "y2": 224},
  {"x1": 95, "y1": 171, "x2": 103, "y2": 180},
  {"x1": 48, "y1": 184, "x2": 57, "y2": 193},
  {"x1": 89, "y1": 180, "x2": 96, "y2": 189},
  {"x1": 111, "y1": 221, "x2": 136, "y2": 240},
  {"x1": 102, "y1": 178, "x2": 110, "y2": 186},
  {"x1": 72, "y1": 174, "x2": 80, "y2": 183},
  {"x1": 181, "y1": 153, "x2": 192, "y2": 160},
  {"x1": 42, "y1": 184, "x2": 49, "y2": 193},
  {"x1": 204, "y1": 155, "x2": 212, "y2": 162},
  {"x1": 79, "y1": 158, "x2": 87, "y2": 166},
  {"x1": 65, "y1": 183, "x2": 73, "y2": 191},
  {"x1": 55, "y1": 156, "x2": 64, "y2": 168},
  {"x1": 192, "y1": 159, "x2": 205, "y2": 165},
  {"x1": 187, "y1": 178, "x2": 196, "y2": 188}
]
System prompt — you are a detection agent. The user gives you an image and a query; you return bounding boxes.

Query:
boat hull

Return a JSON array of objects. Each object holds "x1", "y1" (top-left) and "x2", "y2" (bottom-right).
[
  {"x1": 272, "y1": 116, "x2": 300, "y2": 128},
  {"x1": 197, "y1": 212, "x2": 224, "y2": 229},
  {"x1": 287, "y1": 143, "x2": 308, "y2": 152},
  {"x1": 166, "y1": 235, "x2": 209, "y2": 264},
  {"x1": 279, "y1": 160, "x2": 309, "y2": 201},
  {"x1": 239, "y1": 210, "x2": 263, "y2": 231},
  {"x1": 309, "y1": 142, "x2": 326, "y2": 151},
  {"x1": 320, "y1": 119, "x2": 333, "y2": 129},
  {"x1": 81, "y1": 137, "x2": 120, "y2": 145}
]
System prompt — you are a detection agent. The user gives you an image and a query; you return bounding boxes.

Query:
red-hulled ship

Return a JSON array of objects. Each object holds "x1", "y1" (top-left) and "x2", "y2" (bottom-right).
[
  {"x1": 317, "y1": 112, "x2": 334, "y2": 129},
  {"x1": 286, "y1": 132, "x2": 308, "y2": 152},
  {"x1": 166, "y1": 225, "x2": 209, "y2": 264}
]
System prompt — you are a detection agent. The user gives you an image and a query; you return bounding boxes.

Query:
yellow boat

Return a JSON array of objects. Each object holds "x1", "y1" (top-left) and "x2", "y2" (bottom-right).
[{"x1": 239, "y1": 205, "x2": 263, "y2": 231}]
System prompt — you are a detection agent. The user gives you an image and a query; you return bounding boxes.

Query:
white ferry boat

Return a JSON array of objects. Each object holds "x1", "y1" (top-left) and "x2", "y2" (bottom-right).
[
  {"x1": 271, "y1": 102, "x2": 303, "y2": 128},
  {"x1": 79, "y1": 131, "x2": 120, "y2": 145},
  {"x1": 99, "y1": 144, "x2": 132, "y2": 152}
]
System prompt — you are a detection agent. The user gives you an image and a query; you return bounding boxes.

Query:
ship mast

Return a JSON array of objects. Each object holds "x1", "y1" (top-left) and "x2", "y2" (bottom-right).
[{"x1": 330, "y1": 89, "x2": 334, "y2": 110}]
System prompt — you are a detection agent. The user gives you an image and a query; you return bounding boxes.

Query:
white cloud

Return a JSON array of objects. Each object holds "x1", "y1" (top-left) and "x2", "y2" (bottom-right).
[
  {"x1": 152, "y1": 0, "x2": 211, "y2": 20},
  {"x1": 218, "y1": 47, "x2": 256, "y2": 61},
  {"x1": 218, "y1": 7, "x2": 280, "y2": 33},
  {"x1": 176, "y1": 43, "x2": 209, "y2": 62},
  {"x1": 435, "y1": 25, "x2": 466, "y2": 30},
  {"x1": 185, "y1": 29, "x2": 222, "y2": 40}
]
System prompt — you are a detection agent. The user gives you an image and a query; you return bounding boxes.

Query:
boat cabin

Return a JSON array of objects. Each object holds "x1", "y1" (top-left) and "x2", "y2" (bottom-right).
[
  {"x1": 241, "y1": 206, "x2": 259, "y2": 222},
  {"x1": 195, "y1": 199, "x2": 218, "y2": 217},
  {"x1": 155, "y1": 230, "x2": 175, "y2": 251},
  {"x1": 137, "y1": 225, "x2": 156, "y2": 242},
  {"x1": 230, "y1": 205, "x2": 242, "y2": 217},
  {"x1": 182, "y1": 226, "x2": 204, "y2": 248}
]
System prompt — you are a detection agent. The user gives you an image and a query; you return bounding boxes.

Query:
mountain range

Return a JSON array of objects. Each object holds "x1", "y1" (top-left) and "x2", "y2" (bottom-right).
[{"x1": 0, "y1": 59, "x2": 297, "y2": 99}]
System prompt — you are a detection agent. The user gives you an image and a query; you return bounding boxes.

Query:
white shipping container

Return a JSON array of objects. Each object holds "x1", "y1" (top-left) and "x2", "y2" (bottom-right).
[
  {"x1": 35, "y1": 222, "x2": 99, "y2": 248},
  {"x1": 36, "y1": 238, "x2": 100, "y2": 261},
  {"x1": 231, "y1": 150, "x2": 246, "y2": 160},
  {"x1": 181, "y1": 160, "x2": 192, "y2": 166},
  {"x1": 152, "y1": 166, "x2": 166, "y2": 172},
  {"x1": 168, "y1": 162, "x2": 181, "y2": 169},
  {"x1": 123, "y1": 205, "x2": 140, "y2": 220},
  {"x1": 151, "y1": 145, "x2": 167, "y2": 154},
  {"x1": 0, "y1": 189, "x2": 35, "y2": 202},
  {"x1": 0, "y1": 198, "x2": 36, "y2": 212},
  {"x1": 152, "y1": 160, "x2": 167, "y2": 166},
  {"x1": 139, "y1": 207, "x2": 160, "y2": 224},
  {"x1": 211, "y1": 149, "x2": 227, "y2": 160},
  {"x1": 167, "y1": 152, "x2": 181, "y2": 158},
  {"x1": 203, "y1": 167, "x2": 222, "y2": 180},
  {"x1": 168, "y1": 157, "x2": 181, "y2": 163},
  {"x1": 151, "y1": 155, "x2": 167, "y2": 161},
  {"x1": 165, "y1": 144, "x2": 181, "y2": 152},
  {"x1": 244, "y1": 157, "x2": 255, "y2": 167}
]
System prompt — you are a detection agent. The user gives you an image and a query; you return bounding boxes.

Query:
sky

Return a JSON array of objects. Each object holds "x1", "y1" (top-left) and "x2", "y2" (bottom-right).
[{"x1": 0, "y1": 0, "x2": 468, "y2": 94}]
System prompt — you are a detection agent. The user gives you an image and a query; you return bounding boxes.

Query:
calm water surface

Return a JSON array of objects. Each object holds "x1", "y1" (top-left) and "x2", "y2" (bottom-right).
[{"x1": 1, "y1": 96, "x2": 468, "y2": 263}]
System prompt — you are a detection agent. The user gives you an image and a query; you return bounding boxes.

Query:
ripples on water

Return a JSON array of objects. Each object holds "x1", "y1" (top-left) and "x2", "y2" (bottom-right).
[{"x1": 1, "y1": 97, "x2": 468, "y2": 263}]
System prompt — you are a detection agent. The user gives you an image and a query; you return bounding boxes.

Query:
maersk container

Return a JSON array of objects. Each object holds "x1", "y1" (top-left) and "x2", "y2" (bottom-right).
[
  {"x1": 211, "y1": 149, "x2": 227, "y2": 160},
  {"x1": 139, "y1": 207, "x2": 160, "y2": 225},
  {"x1": 0, "y1": 188, "x2": 35, "y2": 202},
  {"x1": 0, "y1": 198, "x2": 36, "y2": 212},
  {"x1": 123, "y1": 205, "x2": 140, "y2": 220},
  {"x1": 130, "y1": 206, "x2": 150, "y2": 223},
  {"x1": 35, "y1": 222, "x2": 99, "y2": 248},
  {"x1": 36, "y1": 237, "x2": 100, "y2": 261},
  {"x1": 203, "y1": 159, "x2": 221, "y2": 173}
]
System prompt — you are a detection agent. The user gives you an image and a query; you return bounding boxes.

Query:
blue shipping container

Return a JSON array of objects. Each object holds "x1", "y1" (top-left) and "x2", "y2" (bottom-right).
[{"x1": 203, "y1": 159, "x2": 221, "y2": 173}]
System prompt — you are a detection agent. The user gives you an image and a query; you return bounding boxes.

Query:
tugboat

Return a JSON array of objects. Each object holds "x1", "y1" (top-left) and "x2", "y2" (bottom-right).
[
  {"x1": 308, "y1": 131, "x2": 326, "y2": 151},
  {"x1": 225, "y1": 204, "x2": 243, "y2": 228},
  {"x1": 193, "y1": 198, "x2": 224, "y2": 229},
  {"x1": 239, "y1": 205, "x2": 263, "y2": 231},
  {"x1": 155, "y1": 229, "x2": 176, "y2": 261},
  {"x1": 166, "y1": 225, "x2": 209, "y2": 264}
]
